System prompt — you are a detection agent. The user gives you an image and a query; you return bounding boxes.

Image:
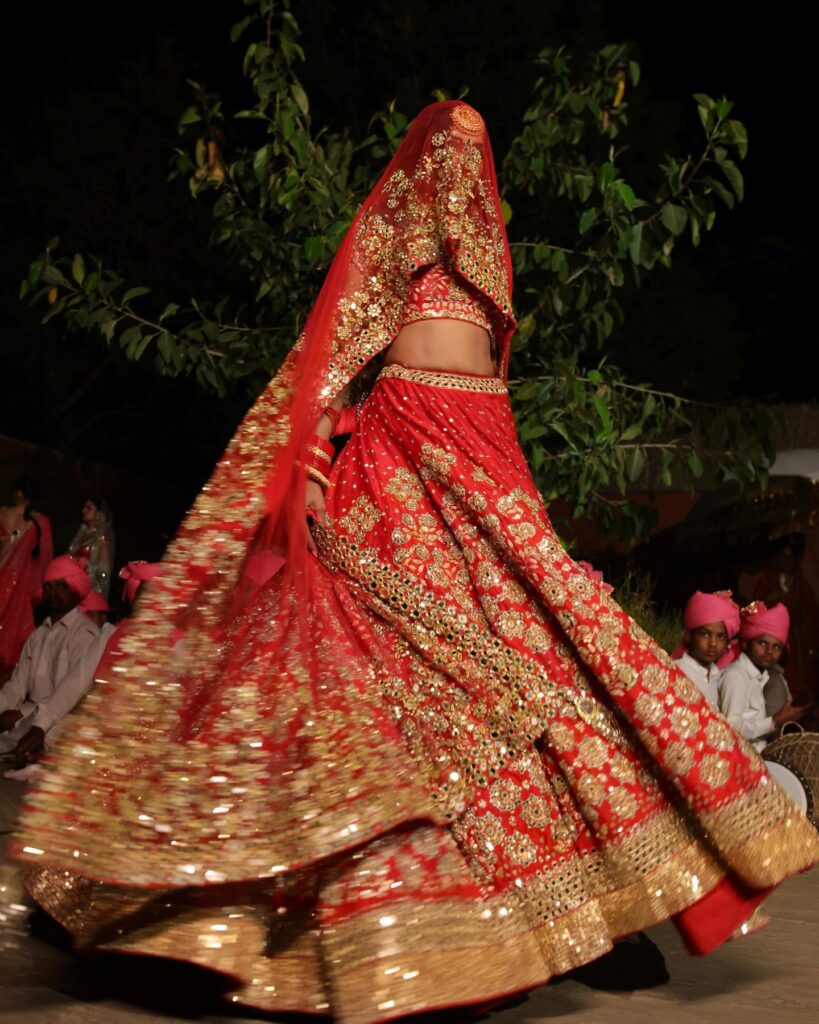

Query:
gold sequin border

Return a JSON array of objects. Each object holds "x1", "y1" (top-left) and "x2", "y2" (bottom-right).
[{"x1": 22, "y1": 805, "x2": 814, "y2": 1024}]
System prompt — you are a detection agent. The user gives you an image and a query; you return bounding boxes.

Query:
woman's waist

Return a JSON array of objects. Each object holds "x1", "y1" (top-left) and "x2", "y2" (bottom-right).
[{"x1": 387, "y1": 320, "x2": 497, "y2": 377}]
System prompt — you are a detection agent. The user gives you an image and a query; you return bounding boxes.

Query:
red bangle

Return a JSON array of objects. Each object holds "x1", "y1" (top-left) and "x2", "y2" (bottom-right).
[
  {"x1": 306, "y1": 433, "x2": 333, "y2": 459},
  {"x1": 321, "y1": 406, "x2": 341, "y2": 433}
]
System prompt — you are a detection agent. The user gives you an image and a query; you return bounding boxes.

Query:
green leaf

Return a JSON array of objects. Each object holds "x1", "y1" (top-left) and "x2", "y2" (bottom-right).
[
  {"x1": 71, "y1": 254, "x2": 86, "y2": 285},
  {"x1": 83, "y1": 271, "x2": 100, "y2": 295},
  {"x1": 628, "y1": 222, "x2": 643, "y2": 264},
  {"x1": 121, "y1": 325, "x2": 142, "y2": 357},
  {"x1": 660, "y1": 203, "x2": 688, "y2": 236},
  {"x1": 122, "y1": 286, "x2": 151, "y2": 304},
  {"x1": 291, "y1": 84, "x2": 309, "y2": 116},
  {"x1": 514, "y1": 380, "x2": 539, "y2": 401},
  {"x1": 719, "y1": 157, "x2": 745, "y2": 201},
  {"x1": 178, "y1": 106, "x2": 202, "y2": 128},
  {"x1": 592, "y1": 394, "x2": 612, "y2": 433},
  {"x1": 549, "y1": 422, "x2": 574, "y2": 447},
  {"x1": 614, "y1": 181, "x2": 637, "y2": 210},
  {"x1": 159, "y1": 302, "x2": 180, "y2": 322},
  {"x1": 579, "y1": 207, "x2": 598, "y2": 234},
  {"x1": 303, "y1": 236, "x2": 323, "y2": 264},
  {"x1": 687, "y1": 449, "x2": 704, "y2": 476},
  {"x1": 660, "y1": 450, "x2": 673, "y2": 487},
  {"x1": 715, "y1": 98, "x2": 733, "y2": 120},
  {"x1": 703, "y1": 176, "x2": 735, "y2": 209},
  {"x1": 724, "y1": 119, "x2": 749, "y2": 159},
  {"x1": 628, "y1": 61, "x2": 641, "y2": 86},
  {"x1": 252, "y1": 146, "x2": 269, "y2": 183},
  {"x1": 516, "y1": 312, "x2": 535, "y2": 346},
  {"x1": 626, "y1": 448, "x2": 647, "y2": 479},
  {"x1": 42, "y1": 265, "x2": 68, "y2": 286},
  {"x1": 157, "y1": 331, "x2": 174, "y2": 362},
  {"x1": 134, "y1": 332, "x2": 153, "y2": 360},
  {"x1": 230, "y1": 16, "x2": 251, "y2": 43},
  {"x1": 501, "y1": 199, "x2": 513, "y2": 225},
  {"x1": 522, "y1": 422, "x2": 548, "y2": 441},
  {"x1": 598, "y1": 162, "x2": 616, "y2": 192}
]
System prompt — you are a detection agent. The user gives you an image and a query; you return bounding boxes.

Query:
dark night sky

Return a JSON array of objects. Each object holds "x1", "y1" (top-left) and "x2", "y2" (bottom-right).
[{"x1": 0, "y1": 1, "x2": 814, "y2": 496}]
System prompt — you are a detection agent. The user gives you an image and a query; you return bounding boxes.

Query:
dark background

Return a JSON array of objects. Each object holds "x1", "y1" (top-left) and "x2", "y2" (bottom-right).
[{"x1": 0, "y1": 1, "x2": 813, "y2": 555}]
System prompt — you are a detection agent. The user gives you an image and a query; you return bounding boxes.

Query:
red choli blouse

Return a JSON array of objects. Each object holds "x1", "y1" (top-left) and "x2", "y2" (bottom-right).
[{"x1": 403, "y1": 263, "x2": 497, "y2": 340}]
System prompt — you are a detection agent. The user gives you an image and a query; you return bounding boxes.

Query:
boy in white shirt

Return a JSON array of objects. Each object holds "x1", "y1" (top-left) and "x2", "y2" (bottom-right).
[
  {"x1": 718, "y1": 602, "x2": 810, "y2": 751},
  {"x1": 672, "y1": 590, "x2": 740, "y2": 708}
]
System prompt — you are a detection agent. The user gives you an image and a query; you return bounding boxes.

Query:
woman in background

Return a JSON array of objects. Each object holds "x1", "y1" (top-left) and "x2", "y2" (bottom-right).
[
  {"x1": 0, "y1": 477, "x2": 52, "y2": 677},
  {"x1": 66, "y1": 496, "x2": 114, "y2": 598}
]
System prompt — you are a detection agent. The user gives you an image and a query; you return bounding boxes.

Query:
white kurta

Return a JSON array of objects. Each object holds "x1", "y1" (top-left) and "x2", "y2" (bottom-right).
[
  {"x1": 0, "y1": 605, "x2": 100, "y2": 752},
  {"x1": 718, "y1": 652, "x2": 774, "y2": 751},
  {"x1": 673, "y1": 652, "x2": 721, "y2": 708}
]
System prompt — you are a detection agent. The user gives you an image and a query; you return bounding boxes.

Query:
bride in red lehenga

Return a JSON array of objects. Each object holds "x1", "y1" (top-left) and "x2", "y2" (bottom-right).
[{"x1": 14, "y1": 102, "x2": 817, "y2": 1023}]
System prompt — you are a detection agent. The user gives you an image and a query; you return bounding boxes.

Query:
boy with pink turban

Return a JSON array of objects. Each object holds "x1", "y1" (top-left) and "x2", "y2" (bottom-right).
[
  {"x1": 0, "y1": 556, "x2": 101, "y2": 765},
  {"x1": 80, "y1": 588, "x2": 117, "y2": 650},
  {"x1": 672, "y1": 590, "x2": 740, "y2": 707},
  {"x1": 718, "y1": 602, "x2": 811, "y2": 751}
]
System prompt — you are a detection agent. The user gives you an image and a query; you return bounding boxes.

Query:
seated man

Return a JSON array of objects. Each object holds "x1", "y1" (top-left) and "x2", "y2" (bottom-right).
[
  {"x1": 718, "y1": 601, "x2": 810, "y2": 751},
  {"x1": 0, "y1": 555, "x2": 100, "y2": 765}
]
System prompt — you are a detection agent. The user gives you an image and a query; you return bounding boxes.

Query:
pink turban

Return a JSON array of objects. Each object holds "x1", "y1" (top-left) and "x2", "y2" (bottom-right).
[
  {"x1": 119, "y1": 561, "x2": 161, "y2": 604},
  {"x1": 80, "y1": 590, "x2": 109, "y2": 613},
  {"x1": 576, "y1": 561, "x2": 614, "y2": 595},
  {"x1": 740, "y1": 601, "x2": 790, "y2": 646},
  {"x1": 672, "y1": 590, "x2": 740, "y2": 663},
  {"x1": 684, "y1": 591, "x2": 740, "y2": 637},
  {"x1": 43, "y1": 555, "x2": 93, "y2": 600}
]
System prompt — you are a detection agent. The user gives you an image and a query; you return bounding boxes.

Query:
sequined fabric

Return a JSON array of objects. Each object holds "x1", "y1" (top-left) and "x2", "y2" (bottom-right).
[{"x1": 15, "y1": 369, "x2": 818, "y2": 1024}]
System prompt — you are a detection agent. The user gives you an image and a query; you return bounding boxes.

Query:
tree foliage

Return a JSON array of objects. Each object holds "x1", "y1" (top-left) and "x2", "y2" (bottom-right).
[{"x1": 21, "y1": 0, "x2": 769, "y2": 542}]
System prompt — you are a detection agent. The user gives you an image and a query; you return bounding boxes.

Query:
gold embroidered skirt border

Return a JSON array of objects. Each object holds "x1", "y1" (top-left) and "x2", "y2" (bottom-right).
[
  {"x1": 378, "y1": 362, "x2": 507, "y2": 392},
  {"x1": 21, "y1": 806, "x2": 810, "y2": 1024}
]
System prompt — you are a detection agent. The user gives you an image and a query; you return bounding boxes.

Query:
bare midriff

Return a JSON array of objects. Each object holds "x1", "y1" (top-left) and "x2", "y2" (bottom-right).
[{"x1": 385, "y1": 318, "x2": 495, "y2": 377}]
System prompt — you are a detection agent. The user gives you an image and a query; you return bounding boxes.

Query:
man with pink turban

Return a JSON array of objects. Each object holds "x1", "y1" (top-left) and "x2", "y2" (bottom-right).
[
  {"x1": 119, "y1": 560, "x2": 161, "y2": 607},
  {"x1": 672, "y1": 590, "x2": 740, "y2": 708},
  {"x1": 718, "y1": 602, "x2": 811, "y2": 751},
  {"x1": 0, "y1": 555, "x2": 101, "y2": 765}
]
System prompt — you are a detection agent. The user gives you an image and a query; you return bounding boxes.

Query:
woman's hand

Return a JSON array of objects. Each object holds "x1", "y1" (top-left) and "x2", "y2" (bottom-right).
[{"x1": 304, "y1": 479, "x2": 327, "y2": 555}]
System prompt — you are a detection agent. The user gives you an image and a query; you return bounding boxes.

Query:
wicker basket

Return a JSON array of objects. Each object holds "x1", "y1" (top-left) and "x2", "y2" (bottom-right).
[{"x1": 763, "y1": 723, "x2": 819, "y2": 828}]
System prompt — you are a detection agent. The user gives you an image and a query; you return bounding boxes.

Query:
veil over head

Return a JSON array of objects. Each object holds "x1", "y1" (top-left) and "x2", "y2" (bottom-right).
[{"x1": 117, "y1": 100, "x2": 516, "y2": 650}]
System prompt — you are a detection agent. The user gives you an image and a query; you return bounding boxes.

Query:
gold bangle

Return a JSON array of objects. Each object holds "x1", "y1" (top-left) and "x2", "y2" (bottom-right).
[{"x1": 306, "y1": 466, "x2": 331, "y2": 489}]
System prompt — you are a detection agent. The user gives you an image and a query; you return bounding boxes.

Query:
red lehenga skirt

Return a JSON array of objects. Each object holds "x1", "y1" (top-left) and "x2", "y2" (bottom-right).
[{"x1": 18, "y1": 365, "x2": 818, "y2": 1024}]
